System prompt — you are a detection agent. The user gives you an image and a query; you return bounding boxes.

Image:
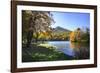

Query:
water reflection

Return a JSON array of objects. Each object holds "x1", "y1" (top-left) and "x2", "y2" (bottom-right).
[
  {"x1": 48, "y1": 41, "x2": 90, "y2": 60},
  {"x1": 70, "y1": 42, "x2": 90, "y2": 59}
]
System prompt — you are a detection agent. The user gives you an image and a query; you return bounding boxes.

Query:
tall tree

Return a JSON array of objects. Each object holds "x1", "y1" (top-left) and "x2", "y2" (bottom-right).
[{"x1": 22, "y1": 10, "x2": 54, "y2": 46}]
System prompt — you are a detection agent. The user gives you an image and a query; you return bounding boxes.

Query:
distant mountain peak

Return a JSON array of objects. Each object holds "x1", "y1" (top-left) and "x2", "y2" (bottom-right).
[
  {"x1": 52, "y1": 26, "x2": 71, "y2": 33},
  {"x1": 56, "y1": 26, "x2": 70, "y2": 31}
]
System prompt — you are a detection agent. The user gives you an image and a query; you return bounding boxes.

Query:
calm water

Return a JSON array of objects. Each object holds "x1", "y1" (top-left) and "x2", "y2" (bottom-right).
[{"x1": 48, "y1": 41, "x2": 90, "y2": 59}]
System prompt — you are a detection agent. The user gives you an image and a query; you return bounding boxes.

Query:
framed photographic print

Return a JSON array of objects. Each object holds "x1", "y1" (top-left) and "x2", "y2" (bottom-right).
[{"x1": 11, "y1": 1, "x2": 97, "y2": 72}]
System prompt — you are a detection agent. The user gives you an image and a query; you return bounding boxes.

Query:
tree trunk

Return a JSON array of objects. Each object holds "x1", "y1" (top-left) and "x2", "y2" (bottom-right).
[
  {"x1": 35, "y1": 32, "x2": 39, "y2": 43},
  {"x1": 26, "y1": 29, "x2": 33, "y2": 47}
]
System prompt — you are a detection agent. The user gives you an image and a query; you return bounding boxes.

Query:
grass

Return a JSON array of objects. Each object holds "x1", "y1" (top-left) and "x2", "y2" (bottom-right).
[
  {"x1": 38, "y1": 43, "x2": 57, "y2": 49},
  {"x1": 22, "y1": 43, "x2": 74, "y2": 62}
]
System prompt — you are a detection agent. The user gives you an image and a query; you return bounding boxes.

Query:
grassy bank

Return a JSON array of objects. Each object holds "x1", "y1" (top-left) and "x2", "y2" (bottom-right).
[{"x1": 22, "y1": 44, "x2": 74, "y2": 62}]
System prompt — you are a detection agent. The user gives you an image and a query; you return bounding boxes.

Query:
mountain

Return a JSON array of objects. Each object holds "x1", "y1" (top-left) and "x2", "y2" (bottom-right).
[{"x1": 52, "y1": 26, "x2": 71, "y2": 33}]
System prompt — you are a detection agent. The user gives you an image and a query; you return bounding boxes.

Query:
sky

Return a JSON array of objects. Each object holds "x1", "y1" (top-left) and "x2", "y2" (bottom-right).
[{"x1": 51, "y1": 12, "x2": 90, "y2": 31}]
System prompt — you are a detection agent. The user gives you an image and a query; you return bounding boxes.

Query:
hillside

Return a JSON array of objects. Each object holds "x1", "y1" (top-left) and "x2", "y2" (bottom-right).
[{"x1": 52, "y1": 26, "x2": 71, "y2": 33}]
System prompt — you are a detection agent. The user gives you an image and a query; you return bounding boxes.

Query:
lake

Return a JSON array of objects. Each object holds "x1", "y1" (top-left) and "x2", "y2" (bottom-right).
[{"x1": 48, "y1": 41, "x2": 90, "y2": 59}]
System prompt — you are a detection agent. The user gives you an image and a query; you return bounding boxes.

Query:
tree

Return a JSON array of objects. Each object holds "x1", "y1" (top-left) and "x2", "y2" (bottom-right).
[
  {"x1": 70, "y1": 28, "x2": 81, "y2": 42},
  {"x1": 70, "y1": 27, "x2": 90, "y2": 42},
  {"x1": 22, "y1": 10, "x2": 54, "y2": 46},
  {"x1": 70, "y1": 31, "x2": 76, "y2": 42},
  {"x1": 76, "y1": 28, "x2": 81, "y2": 41},
  {"x1": 81, "y1": 28, "x2": 90, "y2": 42}
]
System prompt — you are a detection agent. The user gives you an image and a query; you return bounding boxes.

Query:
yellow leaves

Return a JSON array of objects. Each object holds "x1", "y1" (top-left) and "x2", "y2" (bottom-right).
[
  {"x1": 70, "y1": 31, "x2": 76, "y2": 42},
  {"x1": 42, "y1": 31, "x2": 49, "y2": 36},
  {"x1": 70, "y1": 28, "x2": 82, "y2": 42},
  {"x1": 33, "y1": 31, "x2": 51, "y2": 40}
]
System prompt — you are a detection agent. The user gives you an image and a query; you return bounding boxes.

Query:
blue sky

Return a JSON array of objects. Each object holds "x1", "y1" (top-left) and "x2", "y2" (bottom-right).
[{"x1": 51, "y1": 12, "x2": 90, "y2": 31}]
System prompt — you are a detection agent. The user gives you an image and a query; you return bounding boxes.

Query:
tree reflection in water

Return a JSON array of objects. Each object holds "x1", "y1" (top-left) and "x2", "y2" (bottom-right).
[{"x1": 70, "y1": 42, "x2": 90, "y2": 59}]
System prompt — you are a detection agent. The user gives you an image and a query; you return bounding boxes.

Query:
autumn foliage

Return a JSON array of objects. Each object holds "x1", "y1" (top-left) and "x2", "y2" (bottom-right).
[{"x1": 70, "y1": 28, "x2": 89, "y2": 42}]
